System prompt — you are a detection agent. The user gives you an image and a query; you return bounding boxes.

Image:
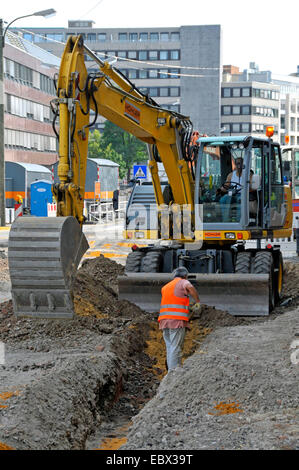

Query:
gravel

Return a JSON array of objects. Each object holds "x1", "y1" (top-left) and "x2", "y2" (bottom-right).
[{"x1": 121, "y1": 309, "x2": 299, "y2": 450}]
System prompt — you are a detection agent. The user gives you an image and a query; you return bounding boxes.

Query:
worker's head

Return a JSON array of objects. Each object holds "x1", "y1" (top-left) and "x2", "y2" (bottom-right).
[
  {"x1": 173, "y1": 267, "x2": 189, "y2": 279},
  {"x1": 235, "y1": 157, "x2": 244, "y2": 171}
]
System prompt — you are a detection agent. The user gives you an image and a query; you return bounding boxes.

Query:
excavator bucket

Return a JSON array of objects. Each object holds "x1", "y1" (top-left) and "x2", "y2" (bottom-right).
[
  {"x1": 118, "y1": 273, "x2": 270, "y2": 316},
  {"x1": 8, "y1": 216, "x2": 89, "y2": 319}
]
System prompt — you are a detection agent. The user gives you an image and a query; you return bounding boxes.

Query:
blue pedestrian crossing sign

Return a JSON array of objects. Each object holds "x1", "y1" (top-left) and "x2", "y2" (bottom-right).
[{"x1": 133, "y1": 164, "x2": 147, "y2": 179}]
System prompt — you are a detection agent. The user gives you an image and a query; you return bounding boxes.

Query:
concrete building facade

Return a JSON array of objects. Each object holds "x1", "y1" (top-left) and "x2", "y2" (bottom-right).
[
  {"x1": 3, "y1": 32, "x2": 59, "y2": 166},
  {"x1": 221, "y1": 78, "x2": 280, "y2": 138},
  {"x1": 222, "y1": 63, "x2": 299, "y2": 145},
  {"x1": 15, "y1": 22, "x2": 222, "y2": 136}
]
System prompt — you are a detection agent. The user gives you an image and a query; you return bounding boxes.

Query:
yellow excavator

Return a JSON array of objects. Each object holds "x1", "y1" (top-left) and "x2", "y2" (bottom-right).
[{"x1": 8, "y1": 35, "x2": 293, "y2": 318}]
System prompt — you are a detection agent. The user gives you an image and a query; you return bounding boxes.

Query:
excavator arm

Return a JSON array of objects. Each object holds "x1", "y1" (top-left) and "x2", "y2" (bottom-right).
[
  {"x1": 53, "y1": 35, "x2": 196, "y2": 217},
  {"x1": 8, "y1": 35, "x2": 198, "y2": 319}
]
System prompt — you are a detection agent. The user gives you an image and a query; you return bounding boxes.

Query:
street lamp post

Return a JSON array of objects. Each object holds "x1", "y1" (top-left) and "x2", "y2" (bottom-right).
[{"x1": 0, "y1": 9, "x2": 56, "y2": 226}]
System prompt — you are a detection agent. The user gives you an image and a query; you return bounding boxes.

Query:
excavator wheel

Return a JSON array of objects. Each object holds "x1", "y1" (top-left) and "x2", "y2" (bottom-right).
[
  {"x1": 235, "y1": 252, "x2": 252, "y2": 273},
  {"x1": 253, "y1": 251, "x2": 275, "y2": 311},
  {"x1": 125, "y1": 251, "x2": 144, "y2": 272},
  {"x1": 140, "y1": 251, "x2": 163, "y2": 273}
]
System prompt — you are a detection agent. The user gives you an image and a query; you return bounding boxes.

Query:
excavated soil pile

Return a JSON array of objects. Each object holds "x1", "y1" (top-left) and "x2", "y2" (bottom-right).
[{"x1": 0, "y1": 255, "x2": 161, "y2": 450}]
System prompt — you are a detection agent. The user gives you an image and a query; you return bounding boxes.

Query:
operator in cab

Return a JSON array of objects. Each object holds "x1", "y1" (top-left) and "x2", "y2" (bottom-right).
[{"x1": 217, "y1": 157, "x2": 244, "y2": 222}]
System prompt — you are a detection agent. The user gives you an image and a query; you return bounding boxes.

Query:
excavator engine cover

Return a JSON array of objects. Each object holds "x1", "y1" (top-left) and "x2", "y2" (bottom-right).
[{"x1": 8, "y1": 216, "x2": 89, "y2": 319}]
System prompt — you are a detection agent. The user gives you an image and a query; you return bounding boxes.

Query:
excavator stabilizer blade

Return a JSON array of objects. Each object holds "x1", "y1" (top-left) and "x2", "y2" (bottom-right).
[
  {"x1": 118, "y1": 273, "x2": 270, "y2": 316},
  {"x1": 8, "y1": 216, "x2": 89, "y2": 319}
]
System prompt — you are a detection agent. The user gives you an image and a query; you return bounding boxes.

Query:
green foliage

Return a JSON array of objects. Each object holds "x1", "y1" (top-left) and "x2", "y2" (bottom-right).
[
  {"x1": 100, "y1": 121, "x2": 148, "y2": 179},
  {"x1": 88, "y1": 129, "x2": 126, "y2": 178}
]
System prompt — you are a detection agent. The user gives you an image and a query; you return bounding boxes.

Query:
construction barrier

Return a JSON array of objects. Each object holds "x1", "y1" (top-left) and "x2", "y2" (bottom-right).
[
  {"x1": 47, "y1": 203, "x2": 57, "y2": 217},
  {"x1": 14, "y1": 203, "x2": 23, "y2": 218}
]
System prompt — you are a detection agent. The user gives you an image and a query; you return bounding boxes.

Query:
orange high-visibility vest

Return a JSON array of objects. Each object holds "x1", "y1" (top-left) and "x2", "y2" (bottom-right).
[{"x1": 158, "y1": 278, "x2": 190, "y2": 322}]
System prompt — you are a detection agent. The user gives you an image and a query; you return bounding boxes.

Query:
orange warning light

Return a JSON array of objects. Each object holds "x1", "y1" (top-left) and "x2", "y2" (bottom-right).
[
  {"x1": 266, "y1": 126, "x2": 274, "y2": 138},
  {"x1": 285, "y1": 135, "x2": 290, "y2": 145}
]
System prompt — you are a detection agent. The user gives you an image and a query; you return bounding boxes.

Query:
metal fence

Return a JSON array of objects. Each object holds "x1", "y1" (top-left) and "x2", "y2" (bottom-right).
[{"x1": 86, "y1": 197, "x2": 127, "y2": 223}]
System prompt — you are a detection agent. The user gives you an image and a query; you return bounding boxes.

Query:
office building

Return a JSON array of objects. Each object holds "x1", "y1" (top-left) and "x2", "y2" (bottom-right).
[
  {"x1": 4, "y1": 31, "x2": 59, "y2": 165},
  {"x1": 222, "y1": 62, "x2": 299, "y2": 146},
  {"x1": 15, "y1": 22, "x2": 222, "y2": 135}
]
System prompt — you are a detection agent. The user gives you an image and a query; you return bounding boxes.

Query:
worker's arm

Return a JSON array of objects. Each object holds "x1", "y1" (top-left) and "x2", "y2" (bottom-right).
[
  {"x1": 217, "y1": 173, "x2": 232, "y2": 195},
  {"x1": 186, "y1": 284, "x2": 200, "y2": 303},
  {"x1": 185, "y1": 283, "x2": 201, "y2": 324}
]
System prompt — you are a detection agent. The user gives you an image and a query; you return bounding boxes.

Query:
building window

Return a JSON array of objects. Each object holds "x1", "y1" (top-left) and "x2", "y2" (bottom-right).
[
  {"x1": 106, "y1": 51, "x2": 116, "y2": 60},
  {"x1": 169, "y1": 68, "x2": 179, "y2": 78},
  {"x1": 170, "y1": 50, "x2": 180, "y2": 60},
  {"x1": 171, "y1": 32, "x2": 180, "y2": 41},
  {"x1": 119, "y1": 33, "x2": 127, "y2": 41},
  {"x1": 242, "y1": 87, "x2": 251, "y2": 97},
  {"x1": 221, "y1": 124, "x2": 231, "y2": 133},
  {"x1": 222, "y1": 106, "x2": 231, "y2": 115},
  {"x1": 160, "y1": 32, "x2": 169, "y2": 42},
  {"x1": 129, "y1": 33, "x2": 138, "y2": 42},
  {"x1": 87, "y1": 33, "x2": 96, "y2": 42},
  {"x1": 138, "y1": 51, "x2": 147, "y2": 61},
  {"x1": 128, "y1": 51, "x2": 137, "y2": 59},
  {"x1": 232, "y1": 123, "x2": 241, "y2": 133},
  {"x1": 241, "y1": 123, "x2": 251, "y2": 133},
  {"x1": 159, "y1": 69, "x2": 168, "y2": 79},
  {"x1": 160, "y1": 51, "x2": 169, "y2": 61},
  {"x1": 160, "y1": 88, "x2": 169, "y2": 97},
  {"x1": 281, "y1": 116, "x2": 285, "y2": 129},
  {"x1": 149, "y1": 87, "x2": 158, "y2": 97},
  {"x1": 232, "y1": 106, "x2": 241, "y2": 115},
  {"x1": 128, "y1": 69, "x2": 138, "y2": 79},
  {"x1": 23, "y1": 33, "x2": 33, "y2": 42},
  {"x1": 45, "y1": 33, "x2": 64, "y2": 42},
  {"x1": 241, "y1": 105, "x2": 251, "y2": 115},
  {"x1": 98, "y1": 33, "x2": 106, "y2": 42},
  {"x1": 149, "y1": 69, "x2": 158, "y2": 78},
  {"x1": 149, "y1": 51, "x2": 158, "y2": 60},
  {"x1": 34, "y1": 34, "x2": 46, "y2": 43},
  {"x1": 170, "y1": 87, "x2": 180, "y2": 97},
  {"x1": 150, "y1": 32, "x2": 159, "y2": 41},
  {"x1": 222, "y1": 88, "x2": 231, "y2": 98},
  {"x1": 232, "y1": 88, "x2": 241, "y2": 98},
  {"x1": 140, "y1": 33, "x2": 148, "y2": 41},
  {"x1": 117, "y1": 51, "x2": 127, "y2": 58},
  {"x1": 139, "y1": 70, "x2": 147, "y2": 79}
]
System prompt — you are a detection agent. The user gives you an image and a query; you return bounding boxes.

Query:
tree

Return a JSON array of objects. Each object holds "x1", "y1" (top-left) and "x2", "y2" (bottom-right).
[
  {"x1": 88, "y1": 129, "x2": 126, "y2": 178},
  {"x1": 100, "y1": 121, "x2": 148, "y2": 181}
]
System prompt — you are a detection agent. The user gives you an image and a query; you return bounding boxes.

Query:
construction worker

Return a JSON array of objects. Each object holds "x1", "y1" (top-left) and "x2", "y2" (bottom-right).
[{"x1": 158, "y1": 267, "x2": 201, "y2": 372}]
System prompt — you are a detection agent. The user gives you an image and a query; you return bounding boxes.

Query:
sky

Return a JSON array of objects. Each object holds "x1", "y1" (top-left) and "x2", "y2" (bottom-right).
[{"x1": 1, "y1": 0, "x2": 298, "y2": 76}]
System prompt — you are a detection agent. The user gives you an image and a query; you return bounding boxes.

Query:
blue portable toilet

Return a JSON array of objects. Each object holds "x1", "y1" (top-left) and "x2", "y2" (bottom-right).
[{"x1": 30, "y1": 180, "x2": 53, "y2": 217}]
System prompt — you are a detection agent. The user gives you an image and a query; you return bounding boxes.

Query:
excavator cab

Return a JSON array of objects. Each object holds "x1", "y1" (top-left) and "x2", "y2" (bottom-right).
[{"x1": 196, "y1": 135, "x2": 287, "y2": 231}]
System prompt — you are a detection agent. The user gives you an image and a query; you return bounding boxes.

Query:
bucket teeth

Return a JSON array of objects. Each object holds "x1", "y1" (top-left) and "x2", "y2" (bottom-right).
[{"x1": 8, "y1": 216, "x2": 89, "y2": 319}]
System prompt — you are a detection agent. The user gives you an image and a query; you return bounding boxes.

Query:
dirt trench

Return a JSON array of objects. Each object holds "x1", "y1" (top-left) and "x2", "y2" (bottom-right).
[{"x1": 0, "y1": 255, "x2": 297, "y2": 450}]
